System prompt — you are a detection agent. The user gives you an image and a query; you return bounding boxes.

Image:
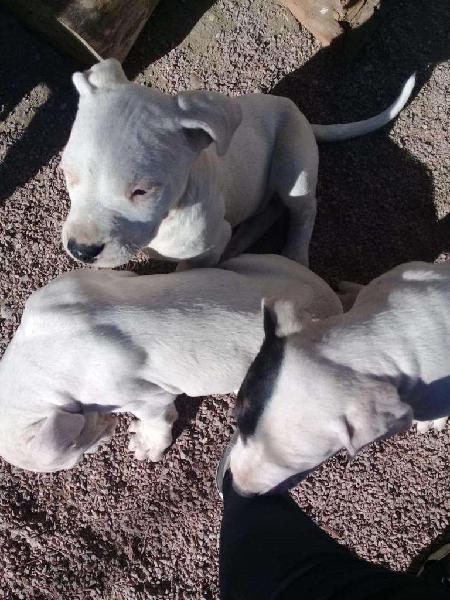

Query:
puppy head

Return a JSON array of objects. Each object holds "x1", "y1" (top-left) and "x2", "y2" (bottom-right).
[
  {"x1": 0, "y1": 408, "x2": 116, "y2": 473},
  {"x1": 229, "y1": 298, "x2": 413, "y2": 495},
  {"x1": 61, "y1": 59, "x2": 242, "y2": 267}
]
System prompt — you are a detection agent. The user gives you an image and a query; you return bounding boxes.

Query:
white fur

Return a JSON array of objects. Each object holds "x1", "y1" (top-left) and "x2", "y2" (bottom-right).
[
  {"x1": 61, "y1": 59, "x2": 413, "y2": 269},
  {"x1": 230, "y1": 261, "x2": 450, "y2": 495},
  {"x1": 0, "y1": 254, "x2": 342, "y2": 472}
]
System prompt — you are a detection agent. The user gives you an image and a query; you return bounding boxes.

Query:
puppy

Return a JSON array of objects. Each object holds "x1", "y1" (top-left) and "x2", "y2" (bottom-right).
[
  {"x1": 0, "y1": 254, "x2": 342, "y2": 472},
  {"x1": 61, "y1": 59, "x2": 414, "y2": 269},
  {"x1": 229, "y1": 261, "x2": 450, "y2": 495}
]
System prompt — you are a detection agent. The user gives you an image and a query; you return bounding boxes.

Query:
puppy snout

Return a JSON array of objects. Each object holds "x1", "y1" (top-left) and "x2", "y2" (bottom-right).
[{"x1": 67, "y1": 239, "x2": 105, "y2": 263}]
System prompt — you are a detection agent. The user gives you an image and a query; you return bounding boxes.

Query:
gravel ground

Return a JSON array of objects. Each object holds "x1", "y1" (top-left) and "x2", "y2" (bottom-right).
[{"x1": 0, "y1": 1, "x2": 449, "y2": 598}]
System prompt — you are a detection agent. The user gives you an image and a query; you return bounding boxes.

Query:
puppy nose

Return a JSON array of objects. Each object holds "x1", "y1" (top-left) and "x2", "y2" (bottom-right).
[{"x1": 67, "y1": 239, "x2": 105, "y2": 263}]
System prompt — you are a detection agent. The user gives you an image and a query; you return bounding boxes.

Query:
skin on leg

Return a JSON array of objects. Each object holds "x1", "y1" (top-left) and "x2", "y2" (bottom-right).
[
  {"x1": 176, "y1": 220, "x2": 232, "y2": 270},
  {"x1": 269, "y1": 110, "x2": 319, "y2": 267}
]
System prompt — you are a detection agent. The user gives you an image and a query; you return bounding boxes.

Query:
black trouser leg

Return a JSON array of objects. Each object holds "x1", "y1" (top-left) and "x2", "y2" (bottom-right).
[{"x1": 219, "y1": 473, "x2": 448, "y2": 600}]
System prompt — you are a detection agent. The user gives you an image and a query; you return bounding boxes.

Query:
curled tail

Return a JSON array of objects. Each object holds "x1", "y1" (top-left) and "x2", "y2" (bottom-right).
[{"x1": 312, "y1": 74, "x2": 415, "y2": 142}]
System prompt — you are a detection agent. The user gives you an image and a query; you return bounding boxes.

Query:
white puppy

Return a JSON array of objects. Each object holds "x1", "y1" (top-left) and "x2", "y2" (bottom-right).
[
  {"x1": 0, "y1": 254, "x2": 342, "y2": 472},
  {"x1": 229, "y1": 261, "x2": 450, "y2": 495},
  {"x1": 61, "y1": 59, "x2": 414, "y2": 269}
]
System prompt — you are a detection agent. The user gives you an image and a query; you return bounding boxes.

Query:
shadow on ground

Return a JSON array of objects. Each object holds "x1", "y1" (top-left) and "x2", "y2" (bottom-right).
[
  {"x1": 0, "y1": 9, "x2": 78, "y2": 204},
  {"x1": 268, "y1": 0, "x2": 450, "y2": 282},
  {"x1": 172, "y1": 395, "x2": 203, "y2": 444},
  {"x1": 124, "y1": 0, "x2": 216, "y2": 76},
  {"x1": 0, "y1": 0, "x2": 215, "y2": 205},
  {"x1": 409, "y1": 523, "x2": 450, "y2": 573}
]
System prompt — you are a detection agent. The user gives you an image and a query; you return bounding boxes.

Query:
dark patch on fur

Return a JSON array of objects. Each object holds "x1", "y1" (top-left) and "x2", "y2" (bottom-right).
[{"x1": 235, "y1": 306, "x2": 285, "y2": 441}]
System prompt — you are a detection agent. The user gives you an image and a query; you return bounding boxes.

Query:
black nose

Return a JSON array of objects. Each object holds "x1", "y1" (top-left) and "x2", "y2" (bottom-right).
[{"x1": 67, "y1": 239, "x2": 105, "y2": 263}]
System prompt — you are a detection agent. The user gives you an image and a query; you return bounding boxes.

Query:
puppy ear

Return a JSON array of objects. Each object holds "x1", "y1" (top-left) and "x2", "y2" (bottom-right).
[
  {"x1": 262, "y1": 297, "x2": 314, "y2": 338},
  {"x1": 31, "y1": 409, "x2": 85, "y2": 467},
  {"x1": 72, "y1": 58, "x2": 129, "y2": 96},
  {"x1": 175, "y1": 91, "x2": 242, "y2": 156},
  {"x1": 338, "y1": 380, "x2": 413, "y2": 456}
]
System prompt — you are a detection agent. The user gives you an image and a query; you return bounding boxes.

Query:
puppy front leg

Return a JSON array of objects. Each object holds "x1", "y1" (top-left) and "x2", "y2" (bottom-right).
[
  {"x1": 124, "y1": 388, "x2": 179, "y2": 461},
  {"x1": 129, "y1": 403, "x2": 178, "y2": 461},
  {"x1": 176, "y1": 220, "x2": 232, "y2": 270}
]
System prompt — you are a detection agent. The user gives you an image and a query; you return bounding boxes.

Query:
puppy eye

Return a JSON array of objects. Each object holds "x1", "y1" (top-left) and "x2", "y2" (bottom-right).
[
  {"x1": 132, "y1": 189, "x2": 147, "y2": 197},
  {"x1": 130, "y1": 184, "x2": 161, "y2": 201}
]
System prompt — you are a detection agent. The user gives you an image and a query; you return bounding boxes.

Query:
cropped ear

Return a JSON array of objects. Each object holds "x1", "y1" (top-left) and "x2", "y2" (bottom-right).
[
  {"x1": 72, "y1": 58, "x2": 129, "y2": 96},
  {"x1": 338, "y1": 380, "x2": 413, "y2": 456},
  {"x1": 30, "y1": 409, "x2": 85, "y2": 467},
  {"x1": 175, "y1": 91, "x2": 242, "y2": 156},
  {"x1": 263, "y1": 297, "x2": 315, "y2": 338}
]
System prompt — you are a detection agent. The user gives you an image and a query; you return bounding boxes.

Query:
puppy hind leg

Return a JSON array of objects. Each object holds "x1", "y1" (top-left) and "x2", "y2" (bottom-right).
[
  {"x1": 270, "y1": 113, "x2": 319, "y2": 267},
  {"x1": 222, "y1": 201, "x2": 285, "y2": 260}
]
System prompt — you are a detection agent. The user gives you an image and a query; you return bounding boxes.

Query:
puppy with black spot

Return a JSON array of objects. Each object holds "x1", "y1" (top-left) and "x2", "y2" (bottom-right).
[{"x1": 228, "y1": 261, "x2": 450, "y2": 495}]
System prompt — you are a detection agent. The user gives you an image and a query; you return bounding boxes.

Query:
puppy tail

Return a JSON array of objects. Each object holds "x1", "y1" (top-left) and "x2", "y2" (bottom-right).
[{"x1": 311, "y1": 74, "x2": 415, "y2": 142}]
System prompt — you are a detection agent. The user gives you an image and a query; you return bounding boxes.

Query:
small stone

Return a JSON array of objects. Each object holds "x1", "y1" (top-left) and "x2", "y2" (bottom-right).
[
  {"x1": 0, "y1": 301, "x2": 13, "y2": 320},
  {"x1": 189, "y1": 73, "x2": 203, "y2": 90}
]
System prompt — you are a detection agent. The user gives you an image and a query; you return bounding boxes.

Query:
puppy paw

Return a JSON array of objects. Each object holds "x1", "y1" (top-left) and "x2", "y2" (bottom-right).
[
  {"x1": 415, "y1": 420, "x2": 432, "y2": 434},
  {"x1": 128, "y1": 420, "x2": 171, "y2": 462},
  {"x1": 431, "y1": 417, "x2": 448, "y2": 432},
  {"x1": 415, "y1": 418, "x2": 448, "y2": 434}
]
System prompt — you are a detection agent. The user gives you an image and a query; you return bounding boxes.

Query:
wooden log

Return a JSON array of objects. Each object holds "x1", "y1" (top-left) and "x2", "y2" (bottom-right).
[
  {"x1": 345, "y1": 0, "x2": 380, "y2": 28},
  {"x1": 279, "y1": 0, "x2": 344, "y2": 46},
  {"x1": 0, "y1": 0, "x2": 160, "y2": 65},
  {"x1": 278, "y1": 0, "x2": 381, "y2": 46}
]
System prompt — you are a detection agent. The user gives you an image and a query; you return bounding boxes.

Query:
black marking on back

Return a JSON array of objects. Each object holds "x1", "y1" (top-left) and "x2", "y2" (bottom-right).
[{"x1": 235, "y1": 306, "x2": 285, "y2": 441}]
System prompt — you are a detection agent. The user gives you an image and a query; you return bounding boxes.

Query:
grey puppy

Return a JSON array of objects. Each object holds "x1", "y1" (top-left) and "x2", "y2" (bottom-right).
[{"x1": 61, "y1": 59, "x2": 414, "y2": 269}]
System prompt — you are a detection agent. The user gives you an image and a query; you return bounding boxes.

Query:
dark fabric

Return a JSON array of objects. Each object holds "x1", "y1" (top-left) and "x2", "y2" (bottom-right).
[{"x1": 219, "y1": 473, "x2": 449, "y2": 600}]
